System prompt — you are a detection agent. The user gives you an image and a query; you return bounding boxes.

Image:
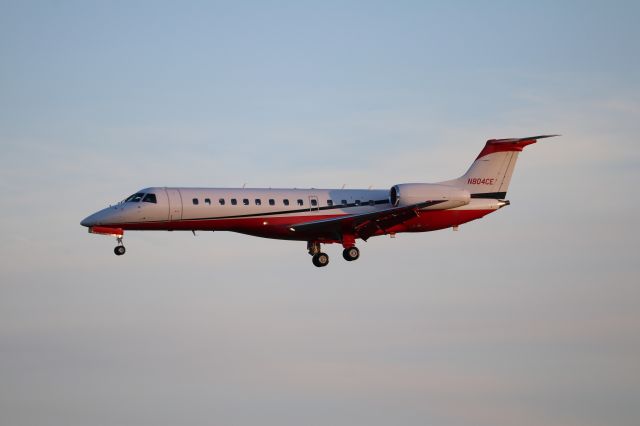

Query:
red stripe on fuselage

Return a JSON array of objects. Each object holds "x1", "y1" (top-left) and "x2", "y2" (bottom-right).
[{"x1": 105, "y1": 209, "x2": 495, "y2": 241}]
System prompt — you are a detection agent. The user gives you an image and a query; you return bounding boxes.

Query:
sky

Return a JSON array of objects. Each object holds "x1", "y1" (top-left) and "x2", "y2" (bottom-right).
[{"x1": 1, "y1": 1, "x2": 639, "y2": 425}]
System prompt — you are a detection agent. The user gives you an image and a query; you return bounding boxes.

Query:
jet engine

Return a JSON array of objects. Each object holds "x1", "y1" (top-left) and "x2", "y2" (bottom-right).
[{"x1": 390, "y1": 183, "x2": 470, "y2": 209}]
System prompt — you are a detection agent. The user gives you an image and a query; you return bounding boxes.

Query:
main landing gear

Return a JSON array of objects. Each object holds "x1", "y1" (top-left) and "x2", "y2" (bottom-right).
[
  {"x1": 308, "y1": 241, "x2": 329, "y2": 267},
  {"x1": 114, "y1": 236, "x2": 126, "y2": 256},
  {"x1": 342, "y1": 246, "x2": 360, "y2": 261},
  {"x1": 312, "y1": 252, "x2": 330, "y2": 267},
  {"x1": 307, "y1": 241, "x2": 360, "y2": 267}
]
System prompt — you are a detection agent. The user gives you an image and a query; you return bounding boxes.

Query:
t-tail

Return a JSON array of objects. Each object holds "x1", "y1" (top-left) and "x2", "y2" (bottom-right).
[{"x1": 441, "y1": 135, "x2": 559, "y2": 199}]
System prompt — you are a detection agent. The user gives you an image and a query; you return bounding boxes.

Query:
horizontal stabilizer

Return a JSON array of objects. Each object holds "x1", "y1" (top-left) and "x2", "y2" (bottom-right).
[{"x1": 489, "y1": 134, "x2": 560, "y2": 143}]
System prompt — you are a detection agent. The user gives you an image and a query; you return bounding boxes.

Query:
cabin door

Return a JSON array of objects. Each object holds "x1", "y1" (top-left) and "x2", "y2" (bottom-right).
[{"x1": 165, "y1": 188, "x2": 183, "y2": 222}]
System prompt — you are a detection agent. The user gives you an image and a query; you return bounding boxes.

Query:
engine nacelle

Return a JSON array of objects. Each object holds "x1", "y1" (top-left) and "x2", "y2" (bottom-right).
[{"x1": 390, "y1": 183, "x2": 470, "y2": 209}]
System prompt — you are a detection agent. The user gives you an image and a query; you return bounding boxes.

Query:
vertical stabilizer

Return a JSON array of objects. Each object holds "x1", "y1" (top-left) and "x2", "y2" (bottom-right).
[{"x1": 440, "y1": 135, "x2": 557, "y2": 198}]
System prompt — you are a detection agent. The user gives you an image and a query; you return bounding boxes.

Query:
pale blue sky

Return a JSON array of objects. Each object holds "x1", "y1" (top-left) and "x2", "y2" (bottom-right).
[{"x1": 1, "y1": 1, "x2": 639, "y2": 426}]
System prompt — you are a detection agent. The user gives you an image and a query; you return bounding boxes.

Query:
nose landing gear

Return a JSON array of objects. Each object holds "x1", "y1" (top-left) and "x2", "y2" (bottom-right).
[
  {"x1": 114, "y1": 236, "x2": 126, "y2": 256},
  {"x1": 87, "y1": 227, "x2": 126, "y2": 256}
]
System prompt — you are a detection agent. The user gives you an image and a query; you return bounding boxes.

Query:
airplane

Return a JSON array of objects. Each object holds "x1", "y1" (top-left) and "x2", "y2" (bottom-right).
[{"x1": 81, "y1": 135, "x2": 556, "y2": 267}]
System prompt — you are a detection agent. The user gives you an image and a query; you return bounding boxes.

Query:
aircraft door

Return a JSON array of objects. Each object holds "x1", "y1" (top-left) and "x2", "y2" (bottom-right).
[{"x1": 165, "y1": 188, "x2": 183, "y2": 222}]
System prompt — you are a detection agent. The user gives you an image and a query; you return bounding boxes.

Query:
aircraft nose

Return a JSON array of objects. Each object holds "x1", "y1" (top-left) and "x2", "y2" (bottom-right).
[
  {"x1": 81, "y1": 206, "x2": 123, "y2": 227},
  {"x1": 81, "y1": 214, "x2": 96, "y2": 227},
  {"x1": 81, "y1": 210, "x2": 105, "y2": 227}
]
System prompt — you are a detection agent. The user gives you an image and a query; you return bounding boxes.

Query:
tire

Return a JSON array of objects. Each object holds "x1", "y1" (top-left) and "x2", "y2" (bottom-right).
[
  {"x1": 114, "y1": 246, "x2": 126, "y2": 256},
  {"x1": 312, "y1": 252, "x2": 329, "y2": 267},
  {"x1": 342, "y1": 247, "x2": 359, "y2": 261}
]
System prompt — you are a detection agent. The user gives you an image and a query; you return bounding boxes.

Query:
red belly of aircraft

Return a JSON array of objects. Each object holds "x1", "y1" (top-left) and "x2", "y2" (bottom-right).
[{"x1": 109, "y1": 209, "x2": 493, "y2": 240}]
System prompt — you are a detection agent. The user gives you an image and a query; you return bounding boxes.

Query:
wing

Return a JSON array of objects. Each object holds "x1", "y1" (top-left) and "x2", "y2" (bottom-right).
[{"x1": 289, "y1": 200, "x2": 446, "y2": 241}]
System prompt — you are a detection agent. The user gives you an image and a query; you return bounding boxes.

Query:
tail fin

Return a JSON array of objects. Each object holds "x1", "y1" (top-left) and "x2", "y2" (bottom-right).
[{"x1": 441, "y1": 135, "x2": 558, "y2": 198}]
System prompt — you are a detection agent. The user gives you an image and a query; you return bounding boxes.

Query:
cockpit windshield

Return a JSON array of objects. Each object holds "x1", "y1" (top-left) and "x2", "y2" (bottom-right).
[
  {"x1": 142, "y1": 193, "x2": 157, "y2": 203},
  {"x1": 124, "y1": 193, "x2": 145, "y2": 202}
]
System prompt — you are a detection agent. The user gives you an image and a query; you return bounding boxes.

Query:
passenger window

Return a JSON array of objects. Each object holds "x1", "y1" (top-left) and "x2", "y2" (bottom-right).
[
  {"x1": 255, "y1": 199, "x2": 261, "y2": 206},
  {"x1": 341, "y1": 200, "x2": 347, "y2": 205},
  {"x1": 219, "y1": 198, "x2": 225, "y2": 205},
  {"x1": 269, "y1": 199, "x2": 275, "y2": 206},
  {"x1": 297, "y1": 199, "x2": 304, "y2": 206},
  {"x1": 193, "y1": 198, "x2": 199, "y2": 205},
  {"x1": 283, "y1": 199, "x2": 290, "y2": 206},
  {"x1": 369, "y1": 200, "x2": 375, "y2": 206},
  {"x1": 310, "y1": 199, "x2": 318, "y2": 207},
  {"x1": 142, "y1": 193, "x2": 157, "y2": 204},
  {"x1": 327, "y1": 200, "x2": 333, "y2": 206},
  {"x1": 243, "y1": 199, "x2": 249, "y2": 205},
  {"x1": 205, "y1": 198, "x2": 211, "y2": 205},
  {"x1": 231, "y1": 198, "x2": 237, "y2": 205}
]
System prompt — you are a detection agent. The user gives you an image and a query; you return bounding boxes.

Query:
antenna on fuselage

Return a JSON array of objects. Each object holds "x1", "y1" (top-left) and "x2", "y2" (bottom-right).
[
  {"x1": 341, "y1": 184, "x2": 346, "y2": 189},
  {"x1": 242, "y1": 183, "x2": 246, "y2": 188}
]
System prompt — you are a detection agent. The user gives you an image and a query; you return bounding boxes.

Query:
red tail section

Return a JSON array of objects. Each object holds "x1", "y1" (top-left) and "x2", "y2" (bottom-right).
[{"x1": 475, "y1": 136, "x2": 549, "y2": 160}]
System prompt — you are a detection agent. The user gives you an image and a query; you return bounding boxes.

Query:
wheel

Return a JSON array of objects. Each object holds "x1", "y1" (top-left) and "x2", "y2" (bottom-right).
[
  {"x1": 342, "y1": 246, "x2": 360, "y2": 261},
  {"x1": 312, "y1": 252, "x2": 329, "y2": 267},
  {"x1": 114, "y1": 245, "x2": 126, "y2": 256}
]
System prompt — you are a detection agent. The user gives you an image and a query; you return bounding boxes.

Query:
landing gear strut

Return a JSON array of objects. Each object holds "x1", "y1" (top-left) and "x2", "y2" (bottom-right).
[
  {"x1": 308, "y1": 241, "x2": 329, "y2": 267},
  {"x1": 114, "y1": 236, "x2": 126, "y2": 256}
]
